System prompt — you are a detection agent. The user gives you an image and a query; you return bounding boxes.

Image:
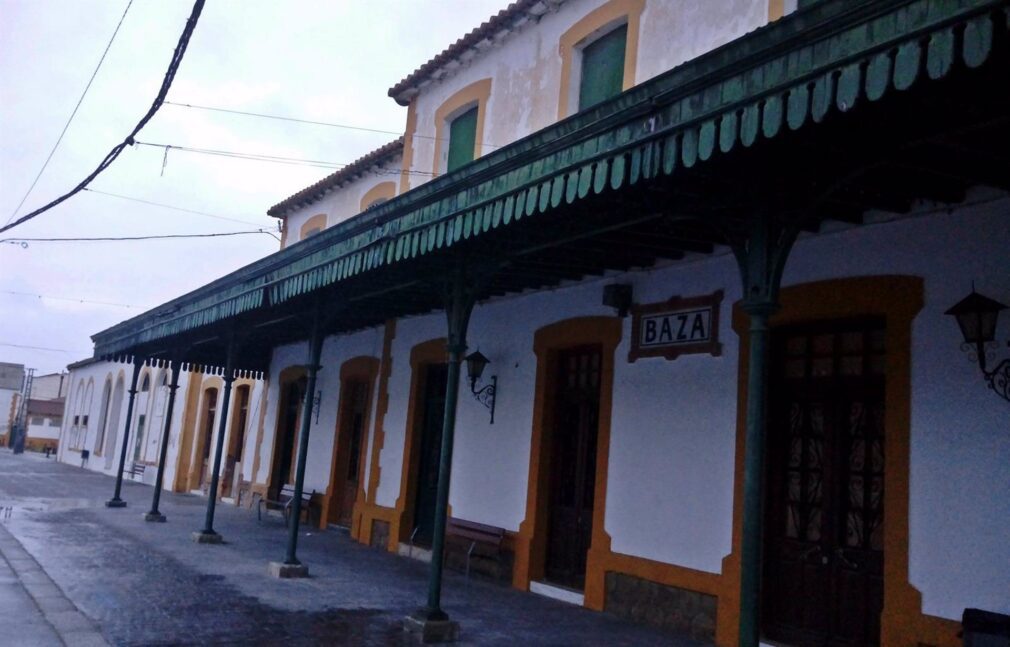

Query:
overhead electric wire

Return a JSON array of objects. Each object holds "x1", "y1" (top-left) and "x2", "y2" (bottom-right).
[
  {"x1": 1, "y1": 229, "x2": 280, "y2": 244},
  {"x1": 163, "y1": 100, "x2": 503, "y2": 149},
  {"x1": 5, "y1": 0, "x2": 134, "y2": 227},
  {"x1": 2, "y1": 289, "x2": 145, "y2": 310},
  {"x1": 0, "y1": 342, "x2": 83, "y2": 354},
  {"x1": 0, "y1": 0, "x2": 206, "y2": 236},
  {"x1": 82, "y1": 187, "x2": 276, "y2": 228},
  {"x1": 134, "y1": 140, "x2": 437, "y2": 175}
]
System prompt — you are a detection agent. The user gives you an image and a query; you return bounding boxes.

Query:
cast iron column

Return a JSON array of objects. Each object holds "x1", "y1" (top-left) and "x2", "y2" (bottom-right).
[
  {"x1": 282, "y1": 312, "x2": 324, "y2": 568},
  {"x1": 107, "y1": 359, "x2": 144, "y2": 508},
  {"x1": 732, "y1": 216, "x2": 795, "y2": 647},
  {"x1": 409, "y1": 267, "x2": 475, "y2": 639},
  {"x1": 144, "y1": 357, "x2": 183, "y2": 522},
  {"x1": 194, "y1": 337, "x2": 237, "y2": 543}
]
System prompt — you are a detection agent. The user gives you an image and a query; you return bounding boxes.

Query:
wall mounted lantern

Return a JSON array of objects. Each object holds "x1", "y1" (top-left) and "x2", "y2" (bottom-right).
[
  {"x1": 945, "y1": 287, "x2": 1010, "y2": 402},
  {"x1": 465, "y1": 350, "x2": 497, "y2": 424}
]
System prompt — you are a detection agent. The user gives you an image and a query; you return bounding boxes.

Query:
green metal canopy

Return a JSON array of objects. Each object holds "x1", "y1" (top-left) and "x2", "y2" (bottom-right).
[{"x1": 92, "y1": 0, "x2": 1010, "y2": 367}]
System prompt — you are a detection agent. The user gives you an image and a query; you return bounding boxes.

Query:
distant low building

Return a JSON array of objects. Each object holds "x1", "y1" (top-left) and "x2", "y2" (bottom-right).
[
  {"x1": 24, "y1": 398, "x2": 63, "y2": 452},
  {"x1": 0, "y1": 362, "x2": 26, "y2": 447}
]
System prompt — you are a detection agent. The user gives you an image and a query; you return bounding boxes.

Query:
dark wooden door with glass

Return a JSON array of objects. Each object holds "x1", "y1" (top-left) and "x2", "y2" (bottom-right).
[
  {"x1": 545, "y1": 345, "x2": 602, "y2": 590},
  {"x1": 763, "y1": 320, "x2": 887, "y2": 646},
  {"x1": 412, "y1": 363, "x2": 448, "y2": 547},
  {"x1": 270, "y1": 378, "x2": 305, "y2": 500},
  {"x1": 329, "y1": 379, "x2": 369, "y2": 528}
]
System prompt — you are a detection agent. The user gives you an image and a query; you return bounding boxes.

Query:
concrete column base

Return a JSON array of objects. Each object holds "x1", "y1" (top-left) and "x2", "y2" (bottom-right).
[
  {"x1": 267, "y1": 561, "x2": 308, "y2": 578},
  {"x1": 403, "y1": 613, "x2": 460, "y2": 643},
  {"x1": 191, "y1": 531, "x2": 223, "y2": 544},
  {"x1": 105, "y1": 499, "x2": 127, "y2": 508},
  {"x1": 143, "y1": 512, "x2": 166, "y2": 523}
]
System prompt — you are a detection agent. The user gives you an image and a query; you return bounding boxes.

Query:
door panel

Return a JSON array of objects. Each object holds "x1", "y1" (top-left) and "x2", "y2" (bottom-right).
[
  {"x1": 764, "y1": 321, "x2": 886, "y2": 647},
  {"x1": 412, "y1": 363, "x2": 448, "y2": 547},
  {"x1": 545, "y1": 346, "x2": 601, "y2": 590},
  {"x1": 331, "y1": 379, "x2": 368, "y2": 528}
]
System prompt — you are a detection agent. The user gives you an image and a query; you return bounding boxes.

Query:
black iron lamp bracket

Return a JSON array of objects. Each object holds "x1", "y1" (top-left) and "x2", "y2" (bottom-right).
[{"x1": 469, "y1": 375, "x2": 497, "y2": 424}]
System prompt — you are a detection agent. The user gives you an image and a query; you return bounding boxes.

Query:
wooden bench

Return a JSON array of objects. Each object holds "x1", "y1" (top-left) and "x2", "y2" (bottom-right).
[
  {"x1": 257, "y1": 484, "x2": 317, "y2": 526},
  {"x1": 126, "y1": 462, "x2": 146, "y2": 480},
  {"x1": 446, "y1": 517, "x2": 506, "y2": 581}
]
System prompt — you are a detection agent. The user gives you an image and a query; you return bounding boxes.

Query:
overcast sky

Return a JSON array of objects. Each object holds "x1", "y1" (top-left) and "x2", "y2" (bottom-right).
[{"x1": 0, "y1": 0, "x2": 504, "y2": 375}]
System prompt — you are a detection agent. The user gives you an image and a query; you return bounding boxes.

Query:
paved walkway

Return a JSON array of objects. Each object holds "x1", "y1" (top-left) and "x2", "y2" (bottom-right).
[{"x1": 0, "y1": 450, "x2": 704, "y2": 646}]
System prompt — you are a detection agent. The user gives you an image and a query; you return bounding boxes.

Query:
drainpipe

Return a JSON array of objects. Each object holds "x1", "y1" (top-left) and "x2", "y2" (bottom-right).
[
  {"x1": 107, "y1": 359, "x2": 144, "y2": 508},
  {"x1": 144, "y1": 356, "x2": 183, "y2": 522}
]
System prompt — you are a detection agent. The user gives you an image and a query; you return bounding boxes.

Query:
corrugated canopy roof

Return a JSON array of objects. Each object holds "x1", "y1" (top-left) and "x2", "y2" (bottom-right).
[{"x1": 91, "y1": 0, "x2": 1010, "y2": 371}]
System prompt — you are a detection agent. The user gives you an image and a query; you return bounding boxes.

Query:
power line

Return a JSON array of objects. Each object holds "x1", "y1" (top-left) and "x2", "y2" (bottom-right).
[
  {"x1": 163, "y1": 99, "x2": 503, "y2": 149},
  {"x1": 82, "y1": 187, "x2": 276, "y2": 228},
  {"x1": 5, "y1": 1, "x2": 134, "y2": 227},
  {"x1": 0, "y1": 0, "x2": 206, "y2": 237},
  {"x1": 1, "y1": 229, "x2": 280, "y2": 244},
  {"x1": 134, "y1": 140, "x2": 436, "y2": 175},
  {"x1": 1, "y1": 290, "x2": 145, "y2": 310},
  {"x1": 0, "y1": 342, "x2": 82, "y2": 354}
]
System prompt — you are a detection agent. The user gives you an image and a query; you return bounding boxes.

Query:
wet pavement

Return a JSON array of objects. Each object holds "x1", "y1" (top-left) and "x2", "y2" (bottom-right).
[{"x1": 0, "y1": 450, "x2": 702, "y2": 646}]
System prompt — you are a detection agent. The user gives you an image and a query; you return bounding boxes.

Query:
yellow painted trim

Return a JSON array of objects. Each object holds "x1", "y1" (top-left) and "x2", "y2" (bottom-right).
[
  {"x1": 431, "y1": 78, "x2": 492, "y2": 177},
  {"x1": 359, "y1": 182, "x2": 396, "y2": 213},
  {"x1": 721, "y1": 275, "x2": 959, "y2": 647},
  {"x1": 768, "y1": 0, "x2": 785, "y2": 21},
  {"x1": 360, "y1": 320, "x2": 396, "y2": 543},
  {"x1": 188, "y1": 377, "x2": 223, "y2": 492},
  {"x1": 299, "y1": 213, "x2": 327, "y2": 242},
  {"x1": 265, "y1": 365, "x2": 308, "y2": 497},
  {"x1": 172, "y1": 372, "x2": 205, "y2": 492},
  {"x1": 557, "y1": 0, "x2": 644, "y2": 119},
  {"x1": 513, "y1": 316, "x2": 621, "y2": 609},
  {"x1": 279, "y1": 221, "x2": 289, "y2": 249},
  {"x1": 399, "y1": 102, "x2": 418, "y2": 193},
  {"x1": 321, "y1": 355, "x2": 379, "y2": 529},
  {"x1": 390, "y1": 337, "x2": 447, "y2": 550},
  {"x1": 249, "y1": 372, "x2": 273, "y2": 495}
]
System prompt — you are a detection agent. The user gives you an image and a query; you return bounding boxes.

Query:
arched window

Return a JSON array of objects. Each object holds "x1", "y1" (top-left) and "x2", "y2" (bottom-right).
[
  {"x1": 140, "y1": 374, "x2": 151, "y2": 392},
  {"x1": 94, "y1": 377, "x2": 113, "y2": 456}
]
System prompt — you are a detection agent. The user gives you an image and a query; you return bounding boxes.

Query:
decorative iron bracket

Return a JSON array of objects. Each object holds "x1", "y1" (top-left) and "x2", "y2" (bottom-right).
[{"x1": 469, "y1": 376, "x2": 497, "y2": 425}]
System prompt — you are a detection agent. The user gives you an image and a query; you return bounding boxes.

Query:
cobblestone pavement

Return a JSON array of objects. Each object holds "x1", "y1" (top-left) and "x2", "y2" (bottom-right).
[{"x1": 0, "y1": 450, "x2": 704, "y2": 646}]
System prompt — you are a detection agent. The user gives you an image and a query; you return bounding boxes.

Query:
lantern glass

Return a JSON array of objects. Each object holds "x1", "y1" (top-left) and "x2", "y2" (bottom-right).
[
  {"x1": 946, "y1": 290, "x2": 1007, "y2": 345},
  {"x1": 465, "y1": 350, "x2": 489, "y2": 383}
]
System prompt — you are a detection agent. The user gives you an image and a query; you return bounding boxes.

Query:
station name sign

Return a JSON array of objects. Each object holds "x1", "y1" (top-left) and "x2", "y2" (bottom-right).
[{"x1": 629, "y1": 289, "x2": 723, "y2": 362}]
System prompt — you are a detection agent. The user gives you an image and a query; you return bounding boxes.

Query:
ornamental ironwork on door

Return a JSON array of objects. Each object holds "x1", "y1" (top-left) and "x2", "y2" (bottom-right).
[{"x1": 763, "y1": 320, "x2": 886, "y2": 647}]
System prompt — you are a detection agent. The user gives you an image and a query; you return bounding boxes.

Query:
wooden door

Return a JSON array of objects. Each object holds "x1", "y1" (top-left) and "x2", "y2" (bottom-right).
[
  {"x1": 763, "y1": 320, "x2": 886, "y2": 646},
  {"x1": 330, "y1": 379, "x2": 369, "y2": 527},
  {"x1": 545, "y1": 345, "x2": 602, "y2": 590},
  {"x1": 412, "y1": 363, "x2": 448, "y2": 547},
  {"x1": 271, "y1": 379, "x2": 304, "y2": 500}
]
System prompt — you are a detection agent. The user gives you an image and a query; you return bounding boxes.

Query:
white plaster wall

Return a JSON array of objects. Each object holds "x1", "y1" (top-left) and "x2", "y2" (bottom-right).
[
  {"x1": 282, "y1": 155, "x2": 402, "y2": 248},
  {"x1": 405, "y1": 0, "x2": 769, "y2": 188},
  {"x1": 26, "y1": 420, "x2": 61, "y2": 441},
  {"x1": 357, "y1": 195, "x2": 1008, "y2": 617},
  {"x1": 374, "y1": 314, "x2": 446, "y2": 508},
  {"x1": 254, "y1": 328, "x2": 384, "y2": 497}
]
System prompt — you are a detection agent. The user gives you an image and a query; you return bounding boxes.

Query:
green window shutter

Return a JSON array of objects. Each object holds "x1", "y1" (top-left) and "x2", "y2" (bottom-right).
[
  {"x1": 446, "y1": 106, "x2": 478, "y2": 172},
  {"x1": 578, "y1": 24, "x2": 627, "y2": 111}
]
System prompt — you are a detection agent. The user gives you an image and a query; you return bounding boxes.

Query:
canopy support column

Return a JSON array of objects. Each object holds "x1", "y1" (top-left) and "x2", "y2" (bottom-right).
[
  {"x1": 193, "y1": 335, "x2": 238, "y2": 544},
  {"x1": 405, "y1": 264, "x2": 477, "y2": 643},
  {"x1": 268, "y1": 307, "x2": 323, "y2": 578},
  {"x1": 144, "y1": 355, "x2": 184, "y2": 523},
  {"x1": 732, "y1": 215, "x2": 796, "y2": 647},
  {"x1": 106, "y1": 359, "x2": 144, "y2": 508}
]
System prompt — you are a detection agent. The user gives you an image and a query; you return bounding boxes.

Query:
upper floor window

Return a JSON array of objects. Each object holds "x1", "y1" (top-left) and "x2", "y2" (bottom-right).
[
  {"x1": 446, "y1": 106, "x2": 478, "y2": 172},
  {"x1": 303, "y1": 227, "x2": 322, "y2": 238},
  {"x1": 557, "y1": 0, "x2": 643, "y2": 119},
  {"x1": 299, "y1": 214, "x2": 327, "y2": 243},
  {"x1": 578, "y1": 24, "x2": 628, "y2": 111}
]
